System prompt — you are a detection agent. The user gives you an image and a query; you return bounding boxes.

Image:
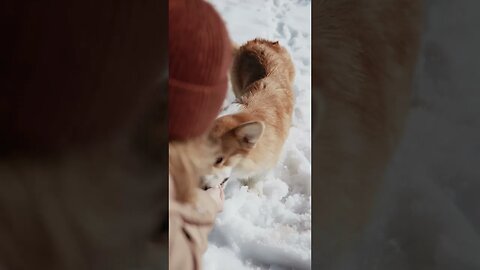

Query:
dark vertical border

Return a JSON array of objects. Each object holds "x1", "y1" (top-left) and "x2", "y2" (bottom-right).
[
  {"x1": 310, "y1": 1, "x2": 320, "y2": 268},
  {"x1": 312, "y1": 1, "x2": 427, "y2": 269},
  {"x1": 0, "y1": 0, "x2": 169, "y2": 269}
]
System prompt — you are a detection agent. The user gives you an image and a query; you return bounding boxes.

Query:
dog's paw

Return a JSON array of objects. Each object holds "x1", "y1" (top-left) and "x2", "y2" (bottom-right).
[{"x1": 246, "y1": 179, "x2": 264, "y2": 196}]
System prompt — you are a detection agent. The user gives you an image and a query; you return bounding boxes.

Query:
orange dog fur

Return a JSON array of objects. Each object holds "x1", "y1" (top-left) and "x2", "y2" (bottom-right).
[
  {"x1": 312, "y1": 0, "x2": 423, "y2": 266},
  {"x1": 201, "y1": 39, "x2": 295, "y2": 192}
]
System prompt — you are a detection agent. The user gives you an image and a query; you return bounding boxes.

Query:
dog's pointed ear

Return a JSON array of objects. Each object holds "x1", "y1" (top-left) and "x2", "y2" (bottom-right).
[
  {"x1": 233, "y1": 121, "x2": 264, "y2": 149},
  {"x1": 232, "y1": 41, "x2": 240, "y2": 57}
]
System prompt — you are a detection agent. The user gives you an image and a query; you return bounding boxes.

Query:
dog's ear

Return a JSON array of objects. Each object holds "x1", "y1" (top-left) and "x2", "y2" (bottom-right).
[
  {"x1": 232, "y1": 41, "x2": 240, "y2": 57},
  {"x1": 233, "y1": 121, "x2": 264, "y2": 149}
]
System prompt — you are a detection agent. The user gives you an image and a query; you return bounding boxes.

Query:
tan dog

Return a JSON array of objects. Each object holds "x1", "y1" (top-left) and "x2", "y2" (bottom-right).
[
  {"x1": 201, "y1": 39, "x2": 295, "y2": 193},
  {"x1": 312, "y1": 0, "x2": 423, "y2": 267}
]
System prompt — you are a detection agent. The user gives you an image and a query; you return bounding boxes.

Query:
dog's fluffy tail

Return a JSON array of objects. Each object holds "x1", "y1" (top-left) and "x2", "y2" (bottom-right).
[{"x1": 230, "y1": 42, "x2": 267, "y2": 98}]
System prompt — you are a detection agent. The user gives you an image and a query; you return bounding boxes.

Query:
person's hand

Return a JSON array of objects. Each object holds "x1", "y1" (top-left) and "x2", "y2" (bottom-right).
[{"x1": 205, "y1": 185, "x2": 224, "y2": 213}]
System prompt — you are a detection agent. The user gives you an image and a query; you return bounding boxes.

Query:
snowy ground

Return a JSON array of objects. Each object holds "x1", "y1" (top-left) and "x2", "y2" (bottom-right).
[{"x1": 204, "y1": 0, "x2": 311, "y2": 269}]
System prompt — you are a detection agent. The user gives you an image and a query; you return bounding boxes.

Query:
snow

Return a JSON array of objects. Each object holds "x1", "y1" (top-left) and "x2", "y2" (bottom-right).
[{"x1": 204, "y1": 0, "x2": 311, "y2": 269}]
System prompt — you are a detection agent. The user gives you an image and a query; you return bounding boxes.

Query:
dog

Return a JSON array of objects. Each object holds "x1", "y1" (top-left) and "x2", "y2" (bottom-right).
[{"x1": 201, "y1": 39, "x2": 295, "y2": 194}]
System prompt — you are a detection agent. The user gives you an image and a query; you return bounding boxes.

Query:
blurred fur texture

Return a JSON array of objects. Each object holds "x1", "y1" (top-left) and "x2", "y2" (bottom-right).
[
  {"x1": 312, "y1": 0, "x2": 423, "y2": 267},
  {"x1": 0, "y1": 141, "x2": 168, "y2": 270}
]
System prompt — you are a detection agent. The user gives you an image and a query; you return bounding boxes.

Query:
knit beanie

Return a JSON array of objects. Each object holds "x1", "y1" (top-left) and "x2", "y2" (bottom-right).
[{"x1": 169, "y1": 0, "x2": 232, "y2": 141}]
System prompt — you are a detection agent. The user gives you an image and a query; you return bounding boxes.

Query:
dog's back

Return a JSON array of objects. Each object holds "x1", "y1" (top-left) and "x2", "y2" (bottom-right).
[{"x1": 233, "y1": 39, "x2": 295, "y2": 172}]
